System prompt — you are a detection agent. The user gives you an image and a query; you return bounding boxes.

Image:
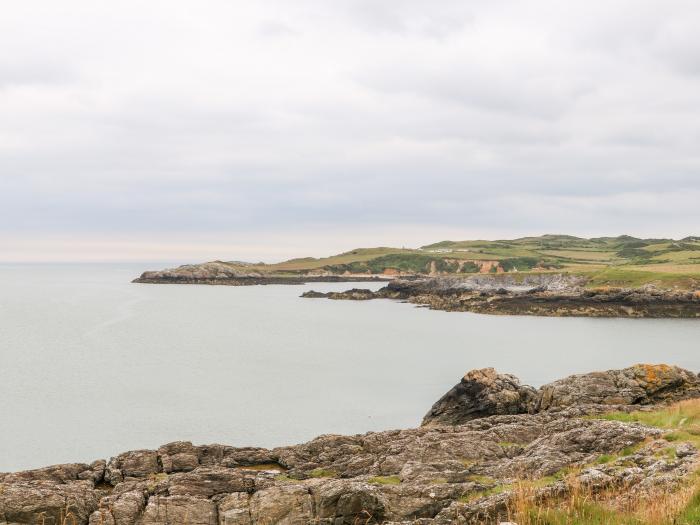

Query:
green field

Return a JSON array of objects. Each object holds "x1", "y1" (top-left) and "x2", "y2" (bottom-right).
[{"x1": 230, "y1": 235, "x2": 700, "y2": 290}]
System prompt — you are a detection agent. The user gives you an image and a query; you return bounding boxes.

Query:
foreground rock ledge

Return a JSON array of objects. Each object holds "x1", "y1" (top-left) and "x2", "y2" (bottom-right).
[{"x1": 1, "y1": 364, "x2": 699, "y2": 525}]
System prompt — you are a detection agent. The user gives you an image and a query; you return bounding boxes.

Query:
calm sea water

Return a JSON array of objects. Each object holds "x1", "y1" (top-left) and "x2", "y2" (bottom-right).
[{"x1": 1, "y1": 263, "x2": 699, "y2": 472}]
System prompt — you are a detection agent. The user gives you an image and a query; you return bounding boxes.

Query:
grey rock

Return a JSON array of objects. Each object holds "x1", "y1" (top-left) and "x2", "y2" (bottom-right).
[
  {"x1": 158, "y1": 441, "x2": 200, "y2": 473},
  {"x1": 423, "y1": 364, "x2": 700, "y2": 428},
  {"x1": 2, "y1": 364, "x2": 700, "y2": 525},
  {"x1": 106, "y1": 450, "x2": 159, "y2": 485},
  {"x1": 0, "y1": 480, "x2": 100, "y2": 525},
  {"x1": 422, "y1": 368, "x2": 537, "y2": 426},
  {"x1": 137, "y1": 495, "x2": 217, "y2": 525},
  {"x1": 676, "y1": 442, "x2": 696, "y2": 458},
  {"x1": 536, "y1": 364, "x2": 700, "y2": 410}
]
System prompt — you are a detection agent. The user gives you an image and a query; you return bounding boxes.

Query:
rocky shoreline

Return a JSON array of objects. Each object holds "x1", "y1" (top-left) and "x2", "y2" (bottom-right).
[
  {"x1": 3, "y1": 364, "x2": 700, "y2": 524},
  {"x1": 302, "y1": 275, "x2": 700, "y2": 318},
  {"x1": 133, "y1": 262, "x2": 391, "y2": 286},
  {"x1": 133, "y1": 263, "x2": 699, "y2": 317}
]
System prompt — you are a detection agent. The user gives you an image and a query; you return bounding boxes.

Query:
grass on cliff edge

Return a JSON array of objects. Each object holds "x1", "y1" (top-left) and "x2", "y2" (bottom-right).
[{"x1": 506, "y1": 400, "x2": 700, "y2": 524}]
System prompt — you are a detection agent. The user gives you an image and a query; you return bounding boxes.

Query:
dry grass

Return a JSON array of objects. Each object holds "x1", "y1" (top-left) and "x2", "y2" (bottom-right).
[
  {"x1": 504, "y1": 400, "x2": 700, "y2": 524},
  {"x1": 506, "y1": 472, "x2": 700, "y2": 524}
]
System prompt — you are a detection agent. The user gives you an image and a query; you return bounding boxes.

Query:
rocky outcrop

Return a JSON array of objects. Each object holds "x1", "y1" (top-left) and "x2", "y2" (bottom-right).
[
  {"x1": 133, "y1": 262, "x2": 390, "y2": 286},
  {"x1": 310, "y1": 275, "x2": 700, "y2": 318},
  {"x1": 422, "y1": 368, "x2": 537, "y2": 425},
  {"x1": 423, "y1": 364, "x2": 700, "y2": 426},
  {"x1": 2, "y1": 364, "x2": 700, "y2": 524},
  {"x1": 0, "y1": 417, "x2": 662, "y2": 525},
  {"x1": 536, "y1": 364, "x2": 700, "y2": 410},
  {"x1": 301, "y1": 288, "x2": 376, "y2": 300}
]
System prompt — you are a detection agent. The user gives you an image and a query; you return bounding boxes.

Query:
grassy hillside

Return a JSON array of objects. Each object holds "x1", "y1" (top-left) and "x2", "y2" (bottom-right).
[{"x1": 232, "y1": 235, "x2": 700, "y2": 289}]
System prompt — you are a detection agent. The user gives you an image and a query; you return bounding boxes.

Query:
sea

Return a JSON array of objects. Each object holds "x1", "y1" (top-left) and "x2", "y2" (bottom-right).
[{"x1": 1, "y1": 263, "x2": 698, "y2": 471}]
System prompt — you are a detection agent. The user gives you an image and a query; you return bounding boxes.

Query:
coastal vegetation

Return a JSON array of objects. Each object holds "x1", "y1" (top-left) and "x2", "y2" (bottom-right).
[
  {"x1": 134, "y1": 235, "x2": 699, "y2": 317},
  {"x1": 505, "y1": 399, "x2": 700, "y2": 524},
  {"x1": 154, "y1": 234, "x2": 700, "y2": 289}
]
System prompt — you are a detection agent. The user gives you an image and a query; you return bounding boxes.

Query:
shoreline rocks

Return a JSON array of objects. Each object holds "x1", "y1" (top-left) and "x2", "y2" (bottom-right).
[
  {"x1": 2, "y1": 364, "x2": 700, "y2": 524},
  {"x1": 306, "y1": 276, "x2": 700, "y2": 318},
  {"x1": 133, "y1": 263, "x2": 699, "y2": 317},
  {"x1": 133, "y1": 261, "x2": 391, "y2": 286},
  {"x1": 422, "y1": 368, "x2": 537, "y2": 425},
  {"x1": 422, "y1": 364, "x2": 700, "y2": 426}
]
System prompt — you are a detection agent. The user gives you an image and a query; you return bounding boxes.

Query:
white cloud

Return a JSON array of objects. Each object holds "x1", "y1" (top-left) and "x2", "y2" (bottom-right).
[{"x1": 1, "y1": 0, "x2": 698, "y2": 261}]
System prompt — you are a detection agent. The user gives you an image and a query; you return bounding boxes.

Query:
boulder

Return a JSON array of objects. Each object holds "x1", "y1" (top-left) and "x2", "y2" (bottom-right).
[
  {"x1": 158, "y1": 441, "x2": 200, "y2": 473},
  {"x1": 536, "y1": 364, "x2": 700, "y2": 410},
  {"x1": 166, "y1": 467, "x2": 254, "y2": 497},
  {"x1": 137, "y1": 495, "x2": 217, "y2": 525},
  {"x1": 0, "y1": 480, "x2": 100, "y2": 525},
  {"x1": 106, "y1": 450, "x2": 159, "y2": 485},
  {"x1": 422, "y1": 368, "x2": 537, "y2": 426},
  {"x1": 89, "y1": 490, "x2": 147, "y2": 525},
  {"x1": 423, "y1": 364, "x2": 700, "y2": 427}
]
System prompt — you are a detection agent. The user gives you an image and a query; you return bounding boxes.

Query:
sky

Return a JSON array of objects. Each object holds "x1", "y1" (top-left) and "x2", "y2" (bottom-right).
[{"x1": 1, "y1": 1, "x2": 699, "y2": 262}]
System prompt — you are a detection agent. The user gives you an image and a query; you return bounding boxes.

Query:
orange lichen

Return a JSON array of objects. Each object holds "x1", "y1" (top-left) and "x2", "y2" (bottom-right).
[{"x1": 637, "y1": 364, "x2": 672, "y2": 385}]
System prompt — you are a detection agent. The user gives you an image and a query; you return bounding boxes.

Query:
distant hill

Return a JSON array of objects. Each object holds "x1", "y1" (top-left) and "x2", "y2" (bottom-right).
[{"x1": 233, "y1": 234, "x2": 700, "y2": 288}]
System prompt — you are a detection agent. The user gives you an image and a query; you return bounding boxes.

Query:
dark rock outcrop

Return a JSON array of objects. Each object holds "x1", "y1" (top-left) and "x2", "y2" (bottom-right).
[
  {"x1": 301, "y1": 288, "x2": 376, "y2": 300},
  {"x1": 421, "y1": 368, "x2": 537, "y2": 426}
]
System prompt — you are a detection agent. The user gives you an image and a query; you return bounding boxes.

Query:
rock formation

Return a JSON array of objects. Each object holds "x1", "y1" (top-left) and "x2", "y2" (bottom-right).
[
  {"x1": 423, "y1": 364, "x2": 700, "y2": 426},
  {"x1": 535, "y1": 364, "x2": 700, "y2": 411},
  {"x1": 133, "y1": 262, "x2": 389, "y2": 286},
  {"x1": 422, "y1": 368, "x2": 537, "y2": 425},
  {"x1": 307, "y1": 276, "x2": 700, "y2": 318},
  {"x1": 2, "y1": 364, "x2": 700, "y2": 524}
]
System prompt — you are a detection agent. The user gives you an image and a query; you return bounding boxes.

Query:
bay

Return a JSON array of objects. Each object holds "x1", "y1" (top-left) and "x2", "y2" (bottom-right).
[{"x1": 1, "y1": 263, "x2": 698, "y2": 471}]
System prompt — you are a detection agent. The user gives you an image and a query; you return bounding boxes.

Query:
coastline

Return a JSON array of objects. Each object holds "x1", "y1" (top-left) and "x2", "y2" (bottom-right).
[
  {"x1": 132, "y1": 275, "x2": 392, "y2": 286},
  {"x1": 303, "y1": 279, "x2": 700, "y2": 318},
  {"x1": 4, "y1": 364, "x2": 700, "y2": 524}
]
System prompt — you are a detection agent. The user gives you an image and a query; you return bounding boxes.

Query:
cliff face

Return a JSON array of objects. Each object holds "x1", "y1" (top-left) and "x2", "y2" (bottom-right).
[
  {"x1": 2, "y1": 365, "x2": 700, "y2": 524},
  {"x1": 303, "y1": 275, "x2": 700, "y2": 318}
]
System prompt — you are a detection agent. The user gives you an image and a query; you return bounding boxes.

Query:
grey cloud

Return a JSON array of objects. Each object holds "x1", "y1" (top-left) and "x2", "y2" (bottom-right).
[
  {"x1": 345, "y1": 0, "x2": 474, "y2": 38},
  {"x1": 0, "y1": 0, "x2": 699, "y2": 259},
  {"x1": 0, "y1": 61, "x2": 76, "y2": 88}
]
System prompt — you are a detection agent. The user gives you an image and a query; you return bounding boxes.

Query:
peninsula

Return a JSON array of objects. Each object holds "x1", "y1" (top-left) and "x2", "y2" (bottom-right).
[{"x1": 134, "y1": 235, "x2": 700, "y2": 317}]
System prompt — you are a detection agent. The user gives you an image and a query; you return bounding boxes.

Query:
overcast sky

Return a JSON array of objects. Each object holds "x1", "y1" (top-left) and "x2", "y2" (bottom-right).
[{"x1": 1, "y1": 1, "x2": 699, "y2": 262}]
